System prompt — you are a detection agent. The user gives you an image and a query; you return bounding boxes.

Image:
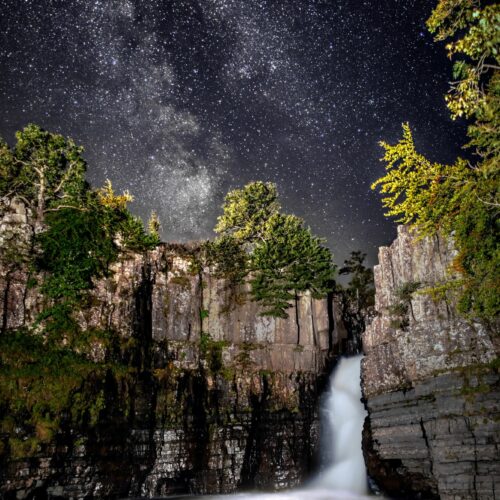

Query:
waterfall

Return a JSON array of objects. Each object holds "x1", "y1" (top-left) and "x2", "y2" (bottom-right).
[
  {"x1": 202, "y1": 355, "x2": 369, "y2": 499},
  {"x1": 312, "y1": 355, "x2": 368, "y2": 495}
]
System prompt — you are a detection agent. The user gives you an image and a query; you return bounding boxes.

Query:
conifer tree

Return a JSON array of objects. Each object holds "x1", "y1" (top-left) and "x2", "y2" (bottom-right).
[{"x1": 214, "y1": 182, "x2": 335, "y2": 317}]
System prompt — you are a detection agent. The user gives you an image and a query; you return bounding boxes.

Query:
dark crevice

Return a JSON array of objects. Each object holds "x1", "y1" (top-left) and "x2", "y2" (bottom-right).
[
  {"x1": 465, "y1": 417, "x2": 479, "y2": 500},
  {"x1": 240, "y1": 376, "x2": 270, "y2": 488},
  {"x1": 199, "y1": 271, "x2": 204, "y2": 334},
  {"x1": 1, "y1": 271, "x2": 12, "y2": 334},
  {"x1": 294, "y1": 291, "x2": 300, "y2": 345},
  {"x1": 327, "y1": 291, "x2": 335, "y2": 352},
  {"x1": 310, "y1": 294, "x2": 317, "y2": 348},
  {"x1": 133, "y1": 262, "x2": 154, "y2": 371},
  {"x1": 419, "y1": 418, "x2": 434, "y2": 478}
]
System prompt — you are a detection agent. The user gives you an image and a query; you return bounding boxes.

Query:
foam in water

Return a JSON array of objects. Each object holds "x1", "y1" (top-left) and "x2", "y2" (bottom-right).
[{"x1": 312, "y1": 355, "x2": 367, "y2": 495}]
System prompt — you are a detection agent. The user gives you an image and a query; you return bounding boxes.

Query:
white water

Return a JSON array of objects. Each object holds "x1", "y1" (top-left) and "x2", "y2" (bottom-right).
[
  {"x1": 204, "y1": 355, "x2": 369, "y2": 500},
  {"x1": 311, "y1": 355, "x2": 368, "y2": 495}
]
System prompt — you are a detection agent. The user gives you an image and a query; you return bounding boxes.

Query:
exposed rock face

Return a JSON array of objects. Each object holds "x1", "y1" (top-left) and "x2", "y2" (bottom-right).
[
  {"x1": 0, "y1": 198, "x2": 347, "y2": 499},
  {"x1": 362, "y1": 225, "x2": 500, "y2": 500}
]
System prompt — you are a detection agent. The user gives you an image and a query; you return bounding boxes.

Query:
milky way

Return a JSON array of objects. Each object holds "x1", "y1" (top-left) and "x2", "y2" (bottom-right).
[{"x1": 0, "y1": 0, "x2": 466, "y2": 265}]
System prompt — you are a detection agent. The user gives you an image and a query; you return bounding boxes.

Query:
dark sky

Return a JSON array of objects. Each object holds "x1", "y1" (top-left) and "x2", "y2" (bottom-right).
[{"x1": 0, "y1": 0, "x2": 466, "y2": 266}]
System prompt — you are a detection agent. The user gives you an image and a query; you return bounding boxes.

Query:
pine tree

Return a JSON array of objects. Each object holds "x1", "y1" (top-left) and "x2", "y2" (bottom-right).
[{"x1": 211, "y1": 181, "x2": 336, "y2": 317}]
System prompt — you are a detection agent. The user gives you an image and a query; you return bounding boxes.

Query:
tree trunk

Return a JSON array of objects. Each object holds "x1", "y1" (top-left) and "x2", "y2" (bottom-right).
[{"x1": 35, "y1": 167, "x2": 46, "y2": 232}]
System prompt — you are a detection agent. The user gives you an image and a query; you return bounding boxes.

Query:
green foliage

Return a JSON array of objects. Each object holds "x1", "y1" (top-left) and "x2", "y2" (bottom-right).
[
  {"x1": 338, "y1": 250, "x2": 375, "y2": 311},
  {"x1": 148, "y1": 210, "x2": 161, "y2": 240},
  {"x1": 336, "y1": 251, "x2": 374, "y2": 351},
  {"x1": 427, "y1": 3, "x2": 499, "y2": 131},
  {"x1": 35, "y1": 192, "x2": 157, "y2": 340},
  {"x1": 251, "y1": 213, "x2": 335, "y2": 317},
  {"x1": 199, "y1": 332, "x2": 228, "y2": 374},
  {"x1": 0, "y1": 138, "x2": 16, "y2": 196},
  {"x1": 395, "y1": 281, "x2": 422, "y2": 302},
  {"x1": 0, "y1": 126, "x2": 160, "y2": 341},
  {"x1": 387, "y1": 281, "x2": 421, "y2": 330},
  {"x1": 0, "y1": 126, "x2": 161, "y2": 456},
  {"x1": 117, "y1": 210, "x2": 160, "y2": 252},
  {"x1": 372, "y1": 2, "x2": 499, "y2": 321},
  {"x1": 37, "y1": 207, "x2": 118, "y2": 299},
  {"x1": 211, "y1": 182, "x2": 335, "y2": 318},
  {"x1": 0, "y1": 124, "x2": 88, "y2": 222},
  {"x1": 202, "y1": 234, "x2": 248, "y2": 284},
  {"x1": 215, "y1": 181, "x2": 280, "y2": 243},
  {"x1": 0, "y1": 328, "x2": 126, "y2": 457}
]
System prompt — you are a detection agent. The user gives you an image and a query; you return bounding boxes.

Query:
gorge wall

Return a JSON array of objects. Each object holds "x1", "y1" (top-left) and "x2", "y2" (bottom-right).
[
  {"x1": 362, "y1": 225, "x2": 500, "y2": 500},
  {"x1": 0, "y1": 197, "x2": 350, "y2": 499}
]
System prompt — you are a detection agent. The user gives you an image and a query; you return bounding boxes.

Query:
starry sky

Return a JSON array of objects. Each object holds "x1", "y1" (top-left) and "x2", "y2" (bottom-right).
[{"x1": 0, "y1": 0, "x2": 467, "y2": 266}]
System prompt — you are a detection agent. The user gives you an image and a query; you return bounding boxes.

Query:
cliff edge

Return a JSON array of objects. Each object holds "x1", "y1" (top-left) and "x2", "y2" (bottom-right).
[
  {"x1": 0, "y1": 197, "x2": 348, "y2": 498},
  {"x1": 362, "y1": 225, "x2": 499, "y2": 499}
]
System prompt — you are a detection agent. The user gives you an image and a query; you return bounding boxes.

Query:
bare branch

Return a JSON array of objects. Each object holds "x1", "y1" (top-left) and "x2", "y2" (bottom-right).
[{"x1": 44, "y1": 205, "x2": 88, "y2": 213}]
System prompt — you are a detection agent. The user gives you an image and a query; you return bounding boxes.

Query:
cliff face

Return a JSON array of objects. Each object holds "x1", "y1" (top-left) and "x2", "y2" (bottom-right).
[
  {"x1": 0, "y1": 198, "x2": 347, "y2": 499},
  {"x1": 362, "y1": 225, "x2": 499, "y2": 500}
]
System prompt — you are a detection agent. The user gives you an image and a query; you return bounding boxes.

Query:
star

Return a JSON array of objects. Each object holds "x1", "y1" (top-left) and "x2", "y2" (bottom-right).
[{"x1": 0, "y1": 0, "x2": 467, "y2": 267}]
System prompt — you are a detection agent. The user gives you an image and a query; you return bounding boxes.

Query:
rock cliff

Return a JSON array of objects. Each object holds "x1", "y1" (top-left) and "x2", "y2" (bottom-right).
[
  {"x1": 362, "y1": 225, "x2": 499, "y2": 499},
  {"x1": 0, "y1": 197, "x2": 349, "y2": 499}
]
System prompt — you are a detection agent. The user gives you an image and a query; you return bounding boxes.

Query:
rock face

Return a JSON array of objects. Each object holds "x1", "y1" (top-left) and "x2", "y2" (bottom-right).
[
  {"x1": 0, "y1": 198, "x2": 349, "y2": 499},
  {"x1": 362, "y1": 225, "x2": 500, "y2": 500}
]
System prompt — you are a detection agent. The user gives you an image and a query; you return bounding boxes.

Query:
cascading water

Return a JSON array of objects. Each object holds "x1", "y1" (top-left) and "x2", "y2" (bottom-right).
[
  {"x1": 312, "y1": 355, "x2": 368, "y2": 495},
  {"x1": 203, "y1": 355, "x2": 369, "y2": 499}
]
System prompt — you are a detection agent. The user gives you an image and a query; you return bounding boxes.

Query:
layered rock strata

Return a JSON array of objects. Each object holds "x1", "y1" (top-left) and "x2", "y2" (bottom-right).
[
  {"x1": 0, "y1": 198, "x2": 347, "y2": 498},
  {"x1": 362, "y1": 225, "x2": 499, "y2": 500}
]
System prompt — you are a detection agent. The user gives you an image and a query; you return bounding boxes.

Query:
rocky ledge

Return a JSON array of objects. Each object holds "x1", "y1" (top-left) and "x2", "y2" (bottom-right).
[
  {"x1": 0, "y1": 197, "x2": 352, "y2": 499},
  {"x1": 362, "y1": 225, "x2": 499, "y2": 500}
]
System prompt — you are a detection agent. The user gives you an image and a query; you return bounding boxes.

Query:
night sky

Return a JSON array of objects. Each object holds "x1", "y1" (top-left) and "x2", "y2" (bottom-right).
[{"x1": 0, "y1": 0, "x2": 467, "y2": 266}]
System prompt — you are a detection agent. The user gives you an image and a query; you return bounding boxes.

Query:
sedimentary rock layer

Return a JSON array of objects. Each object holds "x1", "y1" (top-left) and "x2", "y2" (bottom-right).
[
  {"x1": 0, "y1": 197, "x2": 345, "y2": 498},
  {"x1": 362, "y1": 225, "x2": 499, "y2": 500}
]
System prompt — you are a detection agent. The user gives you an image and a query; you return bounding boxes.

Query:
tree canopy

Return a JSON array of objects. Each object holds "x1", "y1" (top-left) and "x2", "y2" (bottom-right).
[
  {"x1": 0, "y1": 124, "x2": 88, "y2": 226},
  {"x1": 372, "y1": 0, "x2": 499, "y2": 320},
  {"x1": 338, "y1": 250, "x2": 375, "y2": 313},
  {"x1": 211, "y1": 181, "x2": 335, "y2": 318},
  {"x1": 215, "y1": 181, "x2": 280, "y2": 244},
  {"x1": 1, "y1": 125, "x2": 160, "y2": 341}
]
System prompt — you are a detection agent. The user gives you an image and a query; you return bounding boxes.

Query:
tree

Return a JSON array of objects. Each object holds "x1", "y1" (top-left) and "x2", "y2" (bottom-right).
[
  {"x1": 202, "y1": 234, "x2": 248, "y2": 284},
  {"x1": 339, "y1": 250, "x2": 375, "y2": 312},
  {"x1": 251, "y1": 213, "x2": 335, "y2": 317},
  {"x1": 0, "y1": 125, "x2": 160, "y2": 341},
  {"x1": 1, "y1": 124, "x2": 88, "y2": 228},
  {"x1": 96, "y1": 180, "x2": 160, "y2": 251},
  {"x1": 212, "y1": 181, "x2": 335, "y2": 318},
  {"x1": 337, "y1": 251, "x2": 375, "y2": 352},
  {"x1": 372, "y1": 1, "x2": 499, "y2": 320},
  {"x1": 215, "y1": 181, "x2": 280, "y2": 243},
  {"x1": 0, "y1": 138, "x2": 16, "y2": 196},
  {"x1": 148, "y1": 210, "x2": 161, "y2": 240}
]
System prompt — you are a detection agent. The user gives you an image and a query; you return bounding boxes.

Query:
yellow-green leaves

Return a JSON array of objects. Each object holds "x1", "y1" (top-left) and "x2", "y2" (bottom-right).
[
  {"x1": 211, "y1": 181, "x2": 335, "y2": 317},
  {"x1": 372, "y1": 124, "x2": 444, "y2": 234},
  {"x1": 215, "y1": 181, "x2": 280, "y2": 242},
  {"x1": 98, "y1": 179, "x2": 134, "y2": 210},
  {"x1": 372, "y1": 1, "x2": 499, "y2": 319},
  {"x1": 428, "y1": 2, "x2": 499, "y2": 127}
]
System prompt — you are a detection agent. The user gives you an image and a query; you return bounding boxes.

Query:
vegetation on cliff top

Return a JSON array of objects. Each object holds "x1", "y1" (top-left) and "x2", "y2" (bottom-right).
[
  {"x1": 0, "y1": 125, "x2": 159, "y2": 457},
  {"x1": 206, "y1": 181, "x2": 336, "y2": 318},
  {"x1": 1, "y1": 125, "x2": 160, "y2": 340},
  {"x1": 372, "y1": 0, "x2": 499, "y2": 321}
]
